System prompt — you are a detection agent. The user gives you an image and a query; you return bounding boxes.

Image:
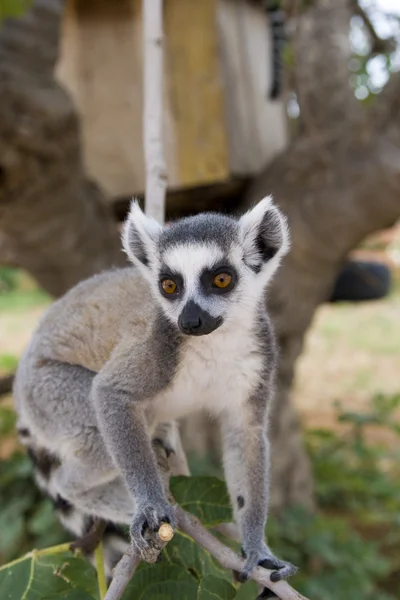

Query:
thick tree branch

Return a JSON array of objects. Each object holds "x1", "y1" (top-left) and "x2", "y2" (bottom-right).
[
  {"x1": 350, "y1": 0, "x2": 396, "y2": 55},
  {"x1": 245, "y1": 62, "x2": 400, "y2": 509},
  {"x1": 292, "y1": 0, "x2": 359, "y2": 134},
  {"x1": 0, "y1": 0, "x2": 64, "y2": 75},
  {"x1": 0, "y1": 0, "x2": 126, "y2": 297}
]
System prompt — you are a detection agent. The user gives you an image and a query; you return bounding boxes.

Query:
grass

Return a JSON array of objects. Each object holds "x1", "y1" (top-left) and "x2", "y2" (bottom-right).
[
  {"x1": 0, "y1": 272, "x2": 50, "y2": 370},
  {"x1": 0, "y1": 287, "x2": 50, "y2": 312}
]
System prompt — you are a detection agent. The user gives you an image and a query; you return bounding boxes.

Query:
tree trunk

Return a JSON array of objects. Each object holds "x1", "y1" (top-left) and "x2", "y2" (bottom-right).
[
  {"x1": 0, "y1": 0, "x2": 125, "y2": 297},
  {"x1": 244, "y1": 4, "x2": 400, "y2": 508},
  {"x1": 292, "y1": 0, "x2": 359, "y2": 135}
]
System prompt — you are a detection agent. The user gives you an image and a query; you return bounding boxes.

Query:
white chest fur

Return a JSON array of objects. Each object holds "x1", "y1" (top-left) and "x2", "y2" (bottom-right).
[{"x1": 152, "y1": 324, "x2": 264, "y2": 422}]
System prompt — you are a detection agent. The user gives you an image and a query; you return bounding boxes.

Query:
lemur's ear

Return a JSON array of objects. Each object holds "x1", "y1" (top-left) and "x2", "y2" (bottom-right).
[
  {"x1": 239, "y1": 196, "x2": 290, "y2": 274},
  {"x1": 122, "y1": 200, "x2": 162, "y2": 268}
]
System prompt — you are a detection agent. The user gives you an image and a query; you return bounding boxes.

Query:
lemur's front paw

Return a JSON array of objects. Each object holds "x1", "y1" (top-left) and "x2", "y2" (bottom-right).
[
  {"x1": 130, "y1": 500, "x2": 176, "y2": 554},
  {"x1": 239, "y1": 544, "x2": 297, "y2": 584}
]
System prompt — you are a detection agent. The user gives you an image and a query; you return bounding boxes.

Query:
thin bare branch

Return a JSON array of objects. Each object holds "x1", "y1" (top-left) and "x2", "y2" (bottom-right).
[
  {"x1": 143, "y1": 0, "x2": 167, "y2": 224},
  {"x1": 104, "y1": 546, "x2": 141, "y2": 600},
  {"x1": 105, "y1": 505, "x2": 308, "y2": 600},
  {"x1": 350, "y1": 0, "x2": 396, "y2": 55},
  {"x1": 176, "y1": 507, "x2": 308, "y2": 600}
]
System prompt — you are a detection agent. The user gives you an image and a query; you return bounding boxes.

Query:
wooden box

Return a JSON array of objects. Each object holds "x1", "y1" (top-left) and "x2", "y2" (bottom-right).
[{"x1": 56, "y1": 0, "x2": 287, "y2": 199}]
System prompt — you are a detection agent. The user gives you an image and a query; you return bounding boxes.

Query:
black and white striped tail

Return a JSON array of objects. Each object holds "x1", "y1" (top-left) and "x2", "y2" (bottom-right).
[
  {"x1": 18, "y1": 426, "x2": 128, "y2": 579},
  {"x1": 264, "y1": 0, "x2": 286, "y2": 100}
]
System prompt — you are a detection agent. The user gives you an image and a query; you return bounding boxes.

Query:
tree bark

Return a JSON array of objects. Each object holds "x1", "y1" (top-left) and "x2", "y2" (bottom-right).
[
  {"x1": 292, "y1": 0, "x2": 359, "y2": 135},
  {"x1": 0, "y1": 0, "x2": 125, "y2": 297}
]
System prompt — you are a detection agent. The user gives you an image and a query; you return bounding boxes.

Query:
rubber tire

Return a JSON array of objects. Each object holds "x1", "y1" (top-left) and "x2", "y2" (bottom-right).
[{"x1": 329, "y1": 260, "x2": 391, "y2": 303}]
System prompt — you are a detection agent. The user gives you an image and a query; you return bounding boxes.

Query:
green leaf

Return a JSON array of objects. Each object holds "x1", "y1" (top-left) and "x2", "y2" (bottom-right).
[
  {"x1": 28, "y1": 500, "x2": 61, "y2": 536},
  {"x1": 0, "y1": 551, "x2": 97, "y2": 600},
  {"x1": 0, "y1": 405, "x2": 17, "y2": 435},
  {"x1": 0, "y1": 353, "x2": 19, "y2": 372},
  {"x1": 123, "y1": 563, "x2": 237, "y2": 600},
  {"x1": 235, "y1": 580, "x2": 258, "y2": 600},
  {"x1": 197, "y1": 575, "x2": 236, "y2": 600},
  {"x1": 163, "y1": 531, "x2": 232, "y2": 582},
  {"x1": 0, "y1": 0, "x2": 31, "y2": 23},
  {"x1": 171, "y1": 476, "x2": 232, "y2": 526},
  {"x1": 122, "y1": 563, "x2": 198, "y2": 600},
  {"x1": 0, "y1": 514, "x2": 24, "y2": 554}
]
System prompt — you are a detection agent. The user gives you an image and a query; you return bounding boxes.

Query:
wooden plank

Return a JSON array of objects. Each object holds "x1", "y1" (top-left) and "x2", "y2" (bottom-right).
[
  {"x1": 217, "y1": 0, "x2": 255, "y2": 174},
  {"x1": 164, "y1": 0, "x2": 230, "y2": 187},
  {"x1": 57, "y1": 0, "x2": 146, "y2": 196}
]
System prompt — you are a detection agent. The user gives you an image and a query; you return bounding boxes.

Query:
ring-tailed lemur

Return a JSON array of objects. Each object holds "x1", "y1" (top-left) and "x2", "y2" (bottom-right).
[
  {"x1": 264, "y1": 0, "x2": 286, "y2": 99},
  {"x1": 13, "y1": 197, "x2": 296, "y2": 584}
]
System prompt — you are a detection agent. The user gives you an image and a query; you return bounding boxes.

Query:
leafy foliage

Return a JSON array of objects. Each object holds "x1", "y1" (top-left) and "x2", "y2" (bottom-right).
[
  {"x1": 0, "y1": 353, "x2": 19, "y2": 374},
  {"x1": 170, "y1": 476, "x2": 232, "y2": 526},
  {"x1": 0, "y1": 0, "x2": 31, "y2": 25},
  {"x1": 298, "y1": 393, "x2": 400, "y2": 599},
  {"x1": 0, "y1": 550, "x2": 97, "y2": 600},
  {"x1": 0, "y1": 394, "x2": 399, "y2": 599},
  {"x1": 308, "y1": 393, "x2": 400, "y2": 516},
  {"x1": 0, "y1": 407, "x2": 66, "y2": 563},
  {"x1": 0, "y1": 267, "x2": 18, "y2": 293},
  {"x1": 0, "y1": 476, "x2": 237, "y2": 600},
  {"x1": 0, "y1": 0, "x2": 31, "y2": 23}
]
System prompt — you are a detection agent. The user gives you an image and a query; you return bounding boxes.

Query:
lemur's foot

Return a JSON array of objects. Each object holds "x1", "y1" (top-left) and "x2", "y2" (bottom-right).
[
  {"x1": 258, "y1": 554, "x2": 297, "y2": 582},
  {"x1": 239, "y1": 545, "x2": 297, "y2": 584},
  {"x1": 130, "y1": 501, "x2": 176, "y2": 559}
]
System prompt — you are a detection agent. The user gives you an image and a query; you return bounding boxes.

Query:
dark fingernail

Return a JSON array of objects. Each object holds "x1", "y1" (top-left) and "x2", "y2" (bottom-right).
[
  {"x1": 141, "y1": 520, "x2": 149, "y2": 536},
  {"x1": 259, "y1": 558, "x2": 280, "y2": 570},
  {"x1": 270, "y1": 571, "x2": 281, "y2": 582}
]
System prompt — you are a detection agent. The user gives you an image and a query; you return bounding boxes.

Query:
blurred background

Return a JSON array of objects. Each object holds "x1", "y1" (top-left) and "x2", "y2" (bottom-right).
[{"x1": 0, "y1": 1, "x2": 400, "y2": 598}]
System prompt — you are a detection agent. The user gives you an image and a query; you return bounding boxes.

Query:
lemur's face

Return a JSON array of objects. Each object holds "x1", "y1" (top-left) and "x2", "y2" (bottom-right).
[{"x1": 123, "y1": 198, "x2": 290, "y2": 337}]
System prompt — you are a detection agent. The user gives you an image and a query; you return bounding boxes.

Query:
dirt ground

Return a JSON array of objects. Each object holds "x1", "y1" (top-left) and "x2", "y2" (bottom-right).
[{"x1": 295, "y1": 290, "x2": 400, "y2": 420}]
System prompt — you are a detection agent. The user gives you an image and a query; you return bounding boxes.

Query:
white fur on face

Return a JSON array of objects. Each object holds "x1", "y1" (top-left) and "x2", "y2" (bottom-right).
[
  {"x1": 153, "y1": 241, "x2": 268, "y2": 328},
  {"x1": 163, "y1": 242, "x2": 224, "y2": 295},
  {"x1": 156, "y1": 243, "x2": 225, "y2": 321}
]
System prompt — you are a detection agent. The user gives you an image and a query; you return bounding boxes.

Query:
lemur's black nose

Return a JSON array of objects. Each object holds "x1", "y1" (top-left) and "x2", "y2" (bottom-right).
[{"x1": 178, "y1": 300, "x2": 223, "y2": 336}]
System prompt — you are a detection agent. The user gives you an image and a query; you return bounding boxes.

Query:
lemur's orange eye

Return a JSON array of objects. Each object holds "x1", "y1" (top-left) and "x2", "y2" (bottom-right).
[
  {"x1": 161, "y1": 279, "x2": 177, "y2": 294},
  {"x1": 213, "y1": 273, "x2": 232, "y2": 289}
]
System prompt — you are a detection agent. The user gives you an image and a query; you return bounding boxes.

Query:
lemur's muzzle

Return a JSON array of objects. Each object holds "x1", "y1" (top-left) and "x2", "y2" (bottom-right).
[{"x1": 178, "y1": 300, "x2": 223, "y2": 336}]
